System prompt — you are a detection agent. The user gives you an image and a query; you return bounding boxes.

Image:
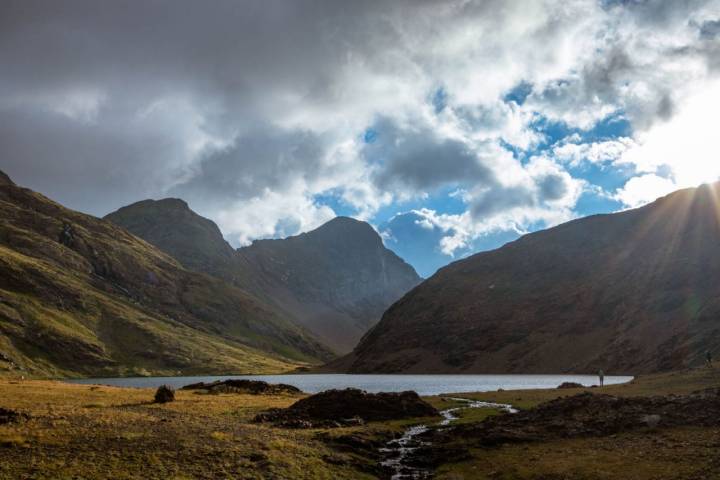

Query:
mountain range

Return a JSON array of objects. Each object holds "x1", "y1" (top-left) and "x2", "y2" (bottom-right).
[
  {"x1": 105, "y1": 200, "x2": 420, "y2": 353},
  {"x1": 4, "y1": 165, "x2": 720, "y2": 378},
  {"x1": 336, "y1": 182, "x2": 720, "y2": 374},
  {"x1": 0, "y1": 170, "x2": 421, "y2": 377}
]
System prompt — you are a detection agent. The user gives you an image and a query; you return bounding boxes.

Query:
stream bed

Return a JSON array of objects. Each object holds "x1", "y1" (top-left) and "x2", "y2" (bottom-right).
[{"x1": 380, "y1": 398, "x2": 517, "y2": 479}]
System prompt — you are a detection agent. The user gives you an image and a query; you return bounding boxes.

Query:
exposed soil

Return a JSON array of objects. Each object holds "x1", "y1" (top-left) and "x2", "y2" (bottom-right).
[
  {"x1": 182, "y1": 379, "x2": 302, "y2": 395},
  {"x1": 255, "y1": 388, "x2": 438, "y2": 428}
]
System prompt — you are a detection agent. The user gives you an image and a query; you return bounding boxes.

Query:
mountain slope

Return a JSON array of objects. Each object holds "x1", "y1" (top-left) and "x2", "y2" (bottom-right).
[
  {"x1": 0, "y1": 171, "x2": 331, "y2": 378},
  {"x1": 106, "y1": 203, "x2": 421, "y2": 353},
  {"x1": 238, "y1": 217, "x2": 422, "y2": 352},
  {"x1": 342, "y1": 182, "x2": 720, "y2": 374}
]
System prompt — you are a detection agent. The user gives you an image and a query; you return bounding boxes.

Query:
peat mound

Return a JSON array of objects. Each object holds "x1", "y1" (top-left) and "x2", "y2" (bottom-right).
[
  {"x1": 449, "y1": 388, "x2": 720, "y2": 446},
  {"x1": 182, "y1": 379, "x2": 301, "y2": 395},
  {"x1": 255, "y1": 388, "x2": 438, "y2": 428},
  {"x1": 557, "y1": 382, "x2": 584, "y2": 389}
]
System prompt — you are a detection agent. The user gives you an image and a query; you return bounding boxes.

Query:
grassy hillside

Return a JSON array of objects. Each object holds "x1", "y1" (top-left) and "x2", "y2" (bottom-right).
[{"x1": 0, "y1": 172, "x2": 332, "y2": 378}]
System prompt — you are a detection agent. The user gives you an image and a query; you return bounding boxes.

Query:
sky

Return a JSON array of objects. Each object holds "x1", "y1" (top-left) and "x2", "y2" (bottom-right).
[{"x1": 2, "y1": 0, "x2": 720, "y2": 277}]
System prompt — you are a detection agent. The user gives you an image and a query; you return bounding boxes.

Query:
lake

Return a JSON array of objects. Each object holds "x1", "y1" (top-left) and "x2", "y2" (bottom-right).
[{"x1": 67, "y1": 373, "x2": 633, "y2": 396}]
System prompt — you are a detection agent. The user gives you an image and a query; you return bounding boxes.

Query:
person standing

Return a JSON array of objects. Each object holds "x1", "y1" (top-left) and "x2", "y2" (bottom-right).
[
  {"x1": 598, "y1": 369, "x2": 604, "y2": 387},
  {"x1": 707, "y1": 351, "x2": 713, "y2": 368}
]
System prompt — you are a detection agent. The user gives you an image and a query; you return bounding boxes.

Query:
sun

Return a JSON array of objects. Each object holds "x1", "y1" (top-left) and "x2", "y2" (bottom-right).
[{"x1": 623, "y1": 80, "x2": 720, "y2": 190}]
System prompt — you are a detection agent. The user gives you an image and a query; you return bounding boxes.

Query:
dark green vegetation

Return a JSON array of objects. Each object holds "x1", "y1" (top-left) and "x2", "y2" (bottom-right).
[
  {"x1": 343, "y1": 182, "x2": 720, "y2": 374},
  {"x1": 106, "y1": 200, "x2": 420, "y2": 354},
  {"x1": 0, "y1": 171, "x2": 332, "y2": 378}
]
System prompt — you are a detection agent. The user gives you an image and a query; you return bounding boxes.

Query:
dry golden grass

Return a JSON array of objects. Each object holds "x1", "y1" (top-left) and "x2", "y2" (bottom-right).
[{"x1": 0, "y1": 380, "x2": 373, "y2": 480}]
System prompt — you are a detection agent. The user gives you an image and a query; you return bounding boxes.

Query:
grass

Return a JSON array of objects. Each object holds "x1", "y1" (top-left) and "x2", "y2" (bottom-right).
[
  {"x1": 2, "y1": 369, "x2": 720, "y2": 479},
  {"x1": 0, "y1": 380, "x2": 371, "y2": 479}
]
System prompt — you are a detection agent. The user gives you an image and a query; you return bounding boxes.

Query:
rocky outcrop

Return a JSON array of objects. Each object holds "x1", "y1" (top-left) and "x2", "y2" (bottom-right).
[
  {"x1": 182, "y1": 379, "x2": 301, "y2": 395},
  {"x1": 254, "y1": 388, "x2": 438, "y2": 428},
  {"x1": 345, "y1": 182, "x2": 720, "y2": 374}
]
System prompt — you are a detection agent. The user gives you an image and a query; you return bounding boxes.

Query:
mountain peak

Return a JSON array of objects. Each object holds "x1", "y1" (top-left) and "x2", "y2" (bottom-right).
[
  {"x1": 122, "y1": 198, "x2": 190, "y2": 212},
  {"x1": 304, "y1": 216, "x2": 381, "y2": 245},
  {"x1": 105, "y1": 197, "x2": 237, "y2": 275}
]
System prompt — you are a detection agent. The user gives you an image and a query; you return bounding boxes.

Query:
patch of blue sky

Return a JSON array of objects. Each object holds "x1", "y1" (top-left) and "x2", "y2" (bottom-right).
[
  {"x1": 527, "y1": 111, "x2": 633, "y2": 157},
  {"x1": 370, "y1": 184, "x2": 470, "y2": 225},
  {"x1": 362, "y1": 127, "x2": 378, "y2": 144},
  {"x1": 503, "y1": 81, "x2": 533, "y2": 105},
  {"x1": 431, "y1": 87, "x2": 448, "y2": 114}
]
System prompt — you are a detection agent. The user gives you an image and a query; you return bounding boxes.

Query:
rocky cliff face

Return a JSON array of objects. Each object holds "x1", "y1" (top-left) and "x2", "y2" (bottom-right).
[
  {"x1": 341, "y1": 182, "x2": 720, "y2": 374},
  {"x1": 0, "y1": 171, "x2": 331, "y2": 378},
  {"x1": 106, "y1": 203, "x2": 421, "y2": 354}
]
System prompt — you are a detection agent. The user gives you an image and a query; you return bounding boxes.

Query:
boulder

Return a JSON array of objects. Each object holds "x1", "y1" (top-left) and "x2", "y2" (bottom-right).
[
  {"x1": 255, "y1": 388, "x2": 438, "y2": 428},
  {"x1": 154, "y1": 385, "x2": 175, "y2": 403},
  {"x1": 181, "y1": 379, "x2": 301, "y2": 395}
]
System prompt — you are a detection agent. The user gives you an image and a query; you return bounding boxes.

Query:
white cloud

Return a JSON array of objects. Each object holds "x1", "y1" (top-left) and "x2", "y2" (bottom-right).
[
  {"x1": 613, "y1": 174, "x2": 678, "y2": 208},
  {"x1": 619, "y1": 78, "x2": 720, "y2": 189}
]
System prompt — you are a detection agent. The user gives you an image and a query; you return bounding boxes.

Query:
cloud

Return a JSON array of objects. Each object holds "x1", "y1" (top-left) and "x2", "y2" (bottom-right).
[
  {"x1": 2, "y1": 0, "x2": 720, "y2": 256},
  {"x1": 613, "y1": 174, "x2": 678, "y2": 208}
]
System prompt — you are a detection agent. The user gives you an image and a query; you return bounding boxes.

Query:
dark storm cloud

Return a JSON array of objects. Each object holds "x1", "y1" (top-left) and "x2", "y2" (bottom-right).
[{"x1": 0, "y1": 0, "x2": 389, "y2": 215}]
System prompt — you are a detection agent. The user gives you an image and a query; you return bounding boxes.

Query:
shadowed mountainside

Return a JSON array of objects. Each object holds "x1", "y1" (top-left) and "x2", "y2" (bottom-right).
[
  {"x1": 0, "y1": 171, "x2": 332, "y2": 378},
  {"x1": 339, "y1": 182, "x2": 720, "y2": 374},
  {"x1": 106, "y1": 203, "x2": 421, "y2": 353}
]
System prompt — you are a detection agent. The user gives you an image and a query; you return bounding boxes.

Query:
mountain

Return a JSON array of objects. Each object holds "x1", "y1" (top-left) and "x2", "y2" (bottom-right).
[
  {"x1": 106, "y1": 203, "x2": 421, "y2": 353},
  {"x1": 237, "y1": 217, "x2": 422, "y2": 352},
  {"x1": 339, "y1": 182, "x2": 720, "y2": 374},
  {"x1": 0, "y1": 171, "x2": 332, "y2": 378}
]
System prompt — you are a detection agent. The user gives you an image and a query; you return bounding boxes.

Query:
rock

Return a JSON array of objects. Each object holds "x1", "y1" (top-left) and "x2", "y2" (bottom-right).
[
  {"x1": 181, "y1": 379, "x2": 301, "y2": 395},
  {"x1": 154, "y1": 385, "x2": 175, "y2": 403},
  {"x1": 0, "y1": 407, "x2": 29, "y2": 425},
  {"x1": 255, "y1": 388, "x2": 438, "y2": 428},
  {"x1": 642, "y1": 414, "x2": 661, "y2": 428},
  {"x1": 557, "y1": 382, "x2": 584, "y2": 389}
]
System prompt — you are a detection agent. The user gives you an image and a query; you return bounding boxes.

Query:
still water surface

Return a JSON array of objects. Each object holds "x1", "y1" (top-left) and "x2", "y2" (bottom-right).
[{"x1": 68, "y1": 374, "x2": 632, "y2": 396}]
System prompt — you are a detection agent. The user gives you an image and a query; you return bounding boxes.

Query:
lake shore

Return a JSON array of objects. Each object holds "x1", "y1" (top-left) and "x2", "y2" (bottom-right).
[{"x1": 1, "y1": 368, "x2": 718, "y2": 479}]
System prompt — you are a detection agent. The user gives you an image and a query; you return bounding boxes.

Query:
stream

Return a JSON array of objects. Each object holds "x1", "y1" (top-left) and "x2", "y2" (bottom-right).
[{"x1": 380, "y1": 397, "x2": 517, "y2": 480}]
